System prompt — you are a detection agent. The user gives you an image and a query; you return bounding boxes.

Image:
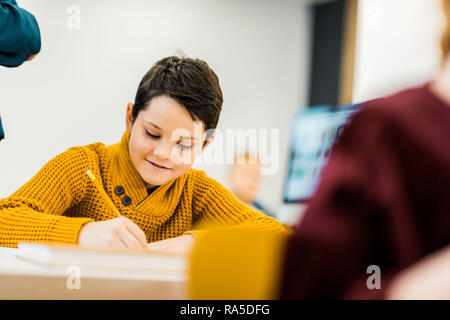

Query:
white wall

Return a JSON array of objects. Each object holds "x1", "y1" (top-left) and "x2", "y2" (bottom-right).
[
  {"x1": 0, "y1": 0, "x2": 312, "y2": 214},
  {"x1": 353, "y1": 0, "x2": 445, "y2": 102}
]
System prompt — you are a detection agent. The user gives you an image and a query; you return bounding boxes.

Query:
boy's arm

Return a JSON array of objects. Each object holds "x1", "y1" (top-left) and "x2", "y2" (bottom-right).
[
  {"x1": 0, "y1": 0, "x2": 41, "y2": 67},
  {"x1": 186, "y1": 171, "x2": 287, "y2": 237},
  {"x1": 0, "y1": 147, "x2": 94, "y2": 248}
]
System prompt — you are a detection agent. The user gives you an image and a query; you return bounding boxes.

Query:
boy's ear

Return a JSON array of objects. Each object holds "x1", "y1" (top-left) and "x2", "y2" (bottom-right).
[
  {"x1": 202, "y1": 133, "x2": 215, "y2": 150},
  {"x1": 126, "y1": 103, "x2": 134, "y2": 133}
]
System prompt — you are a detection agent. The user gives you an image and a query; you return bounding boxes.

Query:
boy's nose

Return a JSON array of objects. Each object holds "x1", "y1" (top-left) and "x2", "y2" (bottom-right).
[{"x1": 153, "y1": 143, "x2": 172, "y2": 161}]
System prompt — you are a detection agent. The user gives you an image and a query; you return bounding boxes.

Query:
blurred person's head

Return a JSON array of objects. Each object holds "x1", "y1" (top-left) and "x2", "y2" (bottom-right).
[
  {"x1": 228, "y1": 152, "x2": 262, "y2": 204},
  {"x1": 126, "y1": 56, "x2": 223, "y2": 189}
]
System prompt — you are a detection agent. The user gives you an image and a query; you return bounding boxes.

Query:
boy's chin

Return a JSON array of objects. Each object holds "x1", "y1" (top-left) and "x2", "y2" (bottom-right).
[
  {"x1": 138, "y1": 165, "x2": 192, "y2": 187},
  {"x1": 142, "y1": 176, "x2": 172, "y2": 187},
  {"x1": 141, "y1": 170, "x2": 182, "y2": 187}
]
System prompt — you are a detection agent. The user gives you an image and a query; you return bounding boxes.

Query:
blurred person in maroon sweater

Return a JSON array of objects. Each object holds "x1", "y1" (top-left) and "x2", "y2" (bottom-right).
[
  {"x1": 279, "y1": 83, "x2": 450, "y2": 299},
  {"x1": 279, "y1": 1, "x2": 450, "y2": 299}
]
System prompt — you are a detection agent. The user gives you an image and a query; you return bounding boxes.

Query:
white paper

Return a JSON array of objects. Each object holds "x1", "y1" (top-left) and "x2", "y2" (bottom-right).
[{"x1": 0, "y1": 247, "x2": 19, "y2": 255}]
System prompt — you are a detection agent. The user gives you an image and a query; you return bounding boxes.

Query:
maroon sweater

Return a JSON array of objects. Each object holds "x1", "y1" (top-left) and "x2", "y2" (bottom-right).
[{"x1": 279, "y1": 85, "x2": 450, "y2": 299}]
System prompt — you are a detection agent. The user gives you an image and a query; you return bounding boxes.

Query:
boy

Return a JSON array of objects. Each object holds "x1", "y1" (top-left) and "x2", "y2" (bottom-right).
[{"x1": 0, "y1": 56, "x2": 286, "y2": 254}]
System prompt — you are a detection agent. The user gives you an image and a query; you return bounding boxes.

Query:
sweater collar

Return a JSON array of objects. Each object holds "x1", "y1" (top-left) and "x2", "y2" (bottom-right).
[{"x1": 109, "y1": 132, "x2": 188, "y2": 219}]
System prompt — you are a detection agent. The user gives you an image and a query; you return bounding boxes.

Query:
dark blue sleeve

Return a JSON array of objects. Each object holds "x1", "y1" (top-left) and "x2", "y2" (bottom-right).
[
  {"x1": 0, "y1": 116, "x2": 4, "y2": 141},
  {"x1": 0, "y1": 0, "x2": 41, "y2": 67}
]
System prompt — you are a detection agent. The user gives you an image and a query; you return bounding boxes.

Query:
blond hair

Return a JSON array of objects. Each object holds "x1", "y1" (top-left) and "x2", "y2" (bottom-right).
[{"x1": 441, "y1": 0, "x2": 450, "y2": 58}]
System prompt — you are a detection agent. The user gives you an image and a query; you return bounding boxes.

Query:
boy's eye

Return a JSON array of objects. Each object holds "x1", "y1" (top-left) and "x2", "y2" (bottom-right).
[{"x1": 146, "y1": 131, "x2": 160, "y2": 139}]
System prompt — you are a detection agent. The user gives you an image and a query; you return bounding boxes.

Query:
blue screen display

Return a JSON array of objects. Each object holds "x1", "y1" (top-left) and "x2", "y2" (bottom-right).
[{"x1": 284, "y1": 104, "x2": 360, "y2": 203}]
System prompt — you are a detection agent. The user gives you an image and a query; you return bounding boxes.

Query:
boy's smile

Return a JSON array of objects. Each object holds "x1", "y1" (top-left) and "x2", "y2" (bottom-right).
[
  {"x1": 145, "y1": 158, "x2": 172, "y2": 170},
  {"x1": 126, "y1": 95, "x2": 209, "y2": 189}
]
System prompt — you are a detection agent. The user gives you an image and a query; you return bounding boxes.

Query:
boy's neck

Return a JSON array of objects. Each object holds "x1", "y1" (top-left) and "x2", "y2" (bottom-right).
[{"x1": 146, "y1": 185, "x2": 158, "y2": 196}]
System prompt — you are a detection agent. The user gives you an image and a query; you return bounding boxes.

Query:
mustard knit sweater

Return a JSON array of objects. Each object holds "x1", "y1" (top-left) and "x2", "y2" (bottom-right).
[{"x1": 0, "y1": 132, "x2": 286, "y2": 248}]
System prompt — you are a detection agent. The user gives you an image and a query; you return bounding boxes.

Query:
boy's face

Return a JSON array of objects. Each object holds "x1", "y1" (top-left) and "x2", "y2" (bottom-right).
[{"x1": 126, "y1": 95, "x2": 210, "y2": 188}]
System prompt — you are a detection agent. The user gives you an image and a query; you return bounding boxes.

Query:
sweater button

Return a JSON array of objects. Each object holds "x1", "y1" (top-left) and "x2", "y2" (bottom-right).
[
  {"x1": 114, "y1": 186, "x2": 125, "y2": 196},
  {"x1": 122, "y1": 196, "x2": 132, "y2": 206}
]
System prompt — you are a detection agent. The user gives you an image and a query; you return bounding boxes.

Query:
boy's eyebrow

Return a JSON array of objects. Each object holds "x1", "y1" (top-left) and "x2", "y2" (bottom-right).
[
  {"x1": 144, "y1": 120, "x2": 200, "y2": 140},
  {"x1": 143, "y1": 120, "x2": 161, "y2": 130}
]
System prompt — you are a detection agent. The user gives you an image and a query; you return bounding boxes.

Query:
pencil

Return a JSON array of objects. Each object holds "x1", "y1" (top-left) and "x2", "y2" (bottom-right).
[{"x1": 86, "y1": 170, "x2": 122, "y2": 217}]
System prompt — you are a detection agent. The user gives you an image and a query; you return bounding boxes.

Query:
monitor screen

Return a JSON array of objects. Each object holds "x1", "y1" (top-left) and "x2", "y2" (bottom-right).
[{"x1": 283, "y1": 104, "x2": 361, "y2": 203}]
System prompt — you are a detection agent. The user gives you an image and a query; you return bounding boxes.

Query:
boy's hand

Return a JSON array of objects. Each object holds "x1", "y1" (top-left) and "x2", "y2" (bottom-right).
[
  {"x1": 77, "y1": 217, "x2": 148, "y2": 249},
  {"x1": 147, "y1": 235, "x2": 195, "y2": 256}
]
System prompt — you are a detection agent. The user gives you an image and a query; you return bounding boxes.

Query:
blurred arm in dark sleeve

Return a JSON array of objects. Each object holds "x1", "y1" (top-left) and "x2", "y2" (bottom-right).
[{"x1": 0, "y1": 0, "x2": 41, "y2": 67}]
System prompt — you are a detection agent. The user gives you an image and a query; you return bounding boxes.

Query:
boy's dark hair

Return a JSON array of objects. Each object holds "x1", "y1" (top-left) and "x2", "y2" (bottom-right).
[{"x1": 132, "y1": 56, "x2": 223, "y2": 140}]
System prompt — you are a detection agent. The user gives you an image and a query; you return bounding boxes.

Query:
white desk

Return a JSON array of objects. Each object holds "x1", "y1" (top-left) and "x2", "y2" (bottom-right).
[{"x1": 0, "y1": 251, "x2": 188, "y2": 299}]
